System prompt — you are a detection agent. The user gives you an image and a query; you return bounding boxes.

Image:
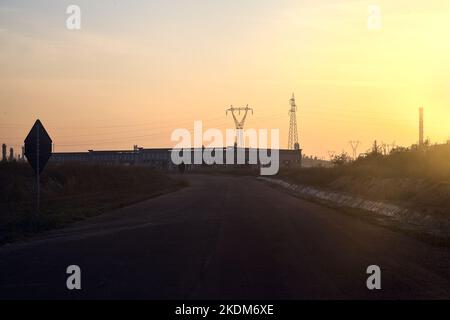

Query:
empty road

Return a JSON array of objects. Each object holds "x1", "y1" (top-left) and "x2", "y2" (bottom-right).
[{"x1": 1, "y1": 174, "x2": 450, "y2": 299}]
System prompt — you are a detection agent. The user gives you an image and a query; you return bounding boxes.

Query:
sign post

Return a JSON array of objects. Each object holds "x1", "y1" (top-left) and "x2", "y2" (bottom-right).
[
  {"x1": 36, "y1": 120, "x2": 40, "y2": 212},
  {"x1": 24, "y1": 120, "x2": 52, "y2": 214}
]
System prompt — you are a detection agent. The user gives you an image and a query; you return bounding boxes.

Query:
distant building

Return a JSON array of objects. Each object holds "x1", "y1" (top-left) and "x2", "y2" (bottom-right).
[
  {"x1": 50, "y1": 146, "x2": 302, "y2": 172},
  {"x1": 9, "y1": 147, "x2": 14, "y2": 161},
  {"x1": 301, "y1": 155, "x2": 332, "y2": 168}
]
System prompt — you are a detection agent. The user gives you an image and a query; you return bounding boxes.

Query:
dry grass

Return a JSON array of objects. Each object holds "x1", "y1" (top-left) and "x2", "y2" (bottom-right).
[
  {"x1": 280, "y1": 143, "x2": 450, "y2": 215},
  {"x1": 0, "y1": 162, "x2": 187, "y2": 243}
]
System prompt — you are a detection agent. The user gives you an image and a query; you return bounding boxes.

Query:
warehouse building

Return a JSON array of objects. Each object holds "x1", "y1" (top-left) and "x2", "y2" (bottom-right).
[{"x1": 50, "y1": 146, "x2": 301, "y2": 171}]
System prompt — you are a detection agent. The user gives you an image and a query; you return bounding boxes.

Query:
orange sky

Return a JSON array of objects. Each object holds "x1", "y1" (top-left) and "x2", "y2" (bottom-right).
[{"x1": 1, "y1": 0, "x2": 449, "y2": 158}]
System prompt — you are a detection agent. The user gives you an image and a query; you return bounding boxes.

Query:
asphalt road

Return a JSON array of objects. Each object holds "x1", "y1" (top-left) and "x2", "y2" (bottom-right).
[{"x1": 1, "y1": 174, "x2": 450, "y2": 299}]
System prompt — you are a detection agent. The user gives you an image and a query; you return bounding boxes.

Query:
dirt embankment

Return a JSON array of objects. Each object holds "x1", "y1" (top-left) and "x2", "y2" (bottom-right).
[
  {"x1": 261, "y1": 176, "x2": 450, "y2": 244},
  {"x1": 281, "y1": 144, "x2": 450, "y2": 219},
  {"x1": 274, "y1": 144, "x2": 450, "y2": 243},
  {"x1": 327, "y1": 176, "x2": 450, "y2": 217}
]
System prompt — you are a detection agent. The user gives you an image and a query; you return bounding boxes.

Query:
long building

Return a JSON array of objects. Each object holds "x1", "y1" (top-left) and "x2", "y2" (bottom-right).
[{"x1": 50, "y1": 146, "x2": 302, "y2": 171}]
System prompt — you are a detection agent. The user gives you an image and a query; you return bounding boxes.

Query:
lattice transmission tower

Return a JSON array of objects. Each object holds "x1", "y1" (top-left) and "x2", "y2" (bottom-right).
[
  {"x1": 349, "y1": 140, "x2": 360, "y2": 159},
  {"x1": 288, "y1": 93, "x2": 299, "y2": 150},
  {"x1": 226, "y1": 105, "x2": 253, "y2": 147}
]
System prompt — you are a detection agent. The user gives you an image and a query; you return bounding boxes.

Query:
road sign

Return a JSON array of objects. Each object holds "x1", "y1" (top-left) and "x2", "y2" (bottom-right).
[
  {"x1": 24, "y1": 119, "x2": 52, "y2": 213},
  {"x1": 24, "y1": 119, "x2": 52, "y2": 174}
]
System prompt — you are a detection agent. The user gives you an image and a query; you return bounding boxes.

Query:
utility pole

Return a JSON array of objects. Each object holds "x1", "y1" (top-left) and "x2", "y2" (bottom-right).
[
  {"x1": 349, "y1": 140, "x2": 360, "y2": 159},
  {"x1": 288, "y1": 93, "x2": 300, "y2": 150},
  {"x1": 372, "y1": 140, "x2": 379, "y2": 155},
  {"x1": 36, "y1": 122, "x2": 40, "y2": 213},
  {"x1": 419, "y1": 107, "x2": 424, "y2": 146},
  {"x1": 226, "y1": 105, "x2": 253, "y2": 147}
]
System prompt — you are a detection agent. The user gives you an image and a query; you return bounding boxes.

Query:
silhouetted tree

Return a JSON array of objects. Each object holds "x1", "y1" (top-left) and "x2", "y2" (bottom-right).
[{"x1": 331, "y1": 152, "x2": 352, "y2": 166}]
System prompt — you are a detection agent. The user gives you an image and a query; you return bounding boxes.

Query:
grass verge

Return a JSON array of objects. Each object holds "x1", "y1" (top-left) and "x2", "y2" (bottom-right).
[{"x1": 0, "y1": 162, "x2": 187, "y2": 244}]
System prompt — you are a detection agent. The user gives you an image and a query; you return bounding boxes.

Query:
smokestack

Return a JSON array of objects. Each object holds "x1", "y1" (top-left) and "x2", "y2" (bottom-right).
[
  {"x1": 419, "y1": 107, "x2": 424, "y2": 146},
  {"x1": 1, "y1": 144, "x2": 6, "y2": 162},
  {"x1": 9, "y1": 147, "x2": 14, "y2": 161}
]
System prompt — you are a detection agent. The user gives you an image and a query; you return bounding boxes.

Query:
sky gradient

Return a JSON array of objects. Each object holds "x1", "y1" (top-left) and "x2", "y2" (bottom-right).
[{"x1": 1, "y1": 0, "x2": 449, "y2": 158}]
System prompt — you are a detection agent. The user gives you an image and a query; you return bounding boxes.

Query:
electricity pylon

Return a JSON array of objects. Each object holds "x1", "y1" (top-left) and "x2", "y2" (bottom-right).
[
  {"x1": 349, "y1": 140, "x2": 360, "y2": 159},
  {"x1": 226, "y1": 105, "x2": 253, "y2": 147},
  {"x1": 288, "y1": 93, "x2": 299, "y2": 150}
]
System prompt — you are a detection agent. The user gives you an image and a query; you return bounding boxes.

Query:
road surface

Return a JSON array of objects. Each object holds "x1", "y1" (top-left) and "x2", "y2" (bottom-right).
[{"x1": 1, "y1": 175, "x2": 450, "y2": 299}]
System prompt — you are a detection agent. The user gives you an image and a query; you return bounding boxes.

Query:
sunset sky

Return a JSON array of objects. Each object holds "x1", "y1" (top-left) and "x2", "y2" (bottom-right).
[{"x1": 1, "y1": 0, "x2": 449, "y2": 158}]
